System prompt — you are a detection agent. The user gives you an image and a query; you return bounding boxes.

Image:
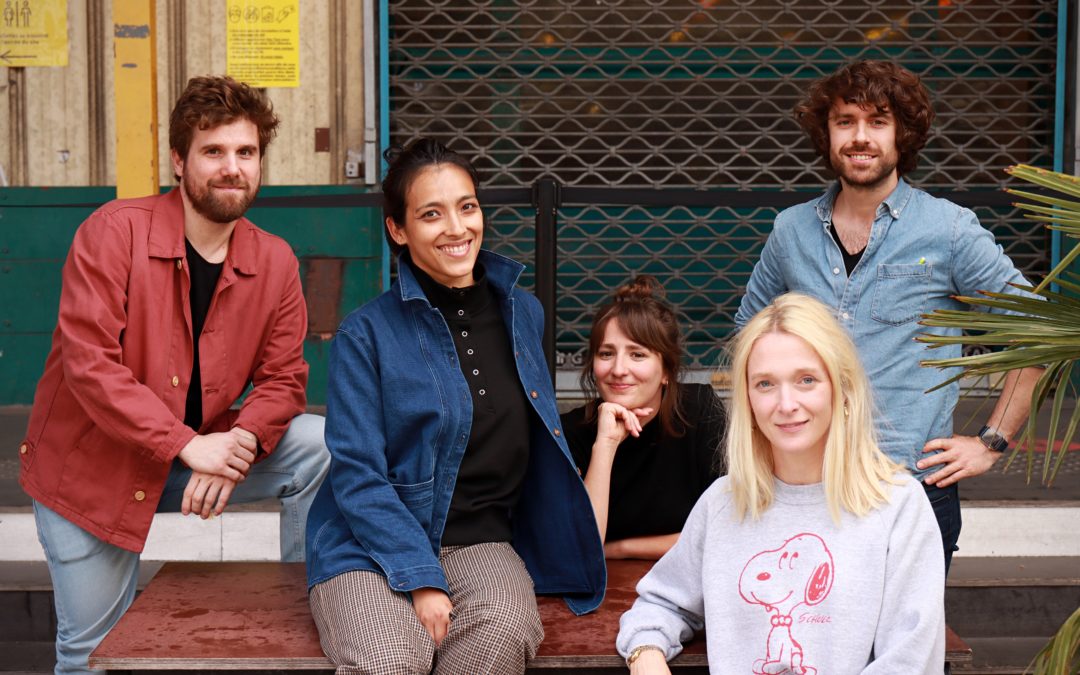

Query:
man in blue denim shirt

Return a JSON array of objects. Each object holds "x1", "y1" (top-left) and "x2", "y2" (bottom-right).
[{"x1": 735, "y1": 61, "x2": 1042, "y2": 572}]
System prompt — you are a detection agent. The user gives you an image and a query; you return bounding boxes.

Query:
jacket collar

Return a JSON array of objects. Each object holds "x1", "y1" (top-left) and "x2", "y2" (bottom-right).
[
  {"x1": 397, "y1": 249, "x2": 524, "y2": 304},
  {"x1": 146, "y1": 188, "x2": 259, "y2": 277}
]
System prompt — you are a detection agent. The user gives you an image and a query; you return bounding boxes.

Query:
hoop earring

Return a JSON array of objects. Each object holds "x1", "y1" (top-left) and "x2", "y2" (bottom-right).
[{"x1": 843, "y1": 402, "x2": 850, "y2": 418}]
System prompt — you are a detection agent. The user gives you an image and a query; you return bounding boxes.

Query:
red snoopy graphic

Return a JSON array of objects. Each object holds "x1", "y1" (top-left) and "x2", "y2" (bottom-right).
[{"x1": 738, "y1": 533, "x2": 834, "y2": 675}]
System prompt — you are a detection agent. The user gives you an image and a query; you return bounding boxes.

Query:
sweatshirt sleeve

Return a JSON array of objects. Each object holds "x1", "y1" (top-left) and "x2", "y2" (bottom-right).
[
  {"x1": 862, "y1": 479, "x2": 946, "y2": 674},
  {"x1": 616, "y1": 485, "x2": 712, "y2": 660}
]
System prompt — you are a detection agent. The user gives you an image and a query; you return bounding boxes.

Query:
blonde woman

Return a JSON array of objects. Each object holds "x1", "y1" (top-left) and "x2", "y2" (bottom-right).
[{"x1": 617, "y1": 293, "x2": 945, "y2": 674}]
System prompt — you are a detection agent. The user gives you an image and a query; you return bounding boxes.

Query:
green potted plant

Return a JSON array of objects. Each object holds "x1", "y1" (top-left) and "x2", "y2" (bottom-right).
[{"x1": 919, "y1": 164, "x2": 1080, "y2": 674}]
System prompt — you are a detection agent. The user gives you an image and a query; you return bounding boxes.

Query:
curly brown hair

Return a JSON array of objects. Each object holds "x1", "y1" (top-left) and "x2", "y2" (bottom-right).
[
  {"x1": 169, "y1": 76, "x2": 279, "y2": 169},
  {"x1": 794, "y1": 60, "x2": 934, "y2": 177}
]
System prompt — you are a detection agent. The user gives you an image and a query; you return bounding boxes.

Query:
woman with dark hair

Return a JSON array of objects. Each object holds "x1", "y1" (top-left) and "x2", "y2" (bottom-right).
[
  {"x1": 561, "y1": 276, "x2": 725, "y2": 560},
  {"x1": 304, "y1": 138, "x2": 605, "y2": 675}
]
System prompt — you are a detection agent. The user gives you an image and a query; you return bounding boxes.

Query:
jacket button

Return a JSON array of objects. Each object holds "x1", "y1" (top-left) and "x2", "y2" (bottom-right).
[
  {"x1": 553, "y1": 428, "x2": 561, "y2": 437},
  {"x1": 530, "y1": 391, "x2": 538, "y2": 399},
  {"x1": 19, "y1": 443, "x2": 28, "y2": 454},
  {"x1": 176, "y1": 259, "x2": 183, "y2": 270},
  {"x1": 171, "y1": 375, "x2": 179, "y2": 387},
  {"x1": 134, "y1": 490, "x2": 146, "y2": 502}
]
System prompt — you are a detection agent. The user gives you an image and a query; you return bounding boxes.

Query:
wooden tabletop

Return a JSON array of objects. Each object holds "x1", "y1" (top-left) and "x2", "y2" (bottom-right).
[
  {"x1": 90, "y1": 562, "x2": 330, "y2": 670},
  {"x1": 89, "y1": 560, "x2": 704, "y2": 670},
  {"x1": 89, "y1": 560, "x2": 968, "y2": 670}
]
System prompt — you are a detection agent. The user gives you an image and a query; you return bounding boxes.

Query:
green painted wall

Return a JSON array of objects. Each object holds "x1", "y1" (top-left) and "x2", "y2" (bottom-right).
[{"x1": 0, "y1": 186, "x2": 383, "y2": 406}]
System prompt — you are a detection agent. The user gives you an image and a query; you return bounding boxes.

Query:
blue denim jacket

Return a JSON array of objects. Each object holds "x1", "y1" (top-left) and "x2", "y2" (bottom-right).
[
  {"x1": 735, "y1": 179, "x2": 1033, "y2": 477},
  {"x1": 305, "y1": 250, "x2": 606, "y2": 615}
]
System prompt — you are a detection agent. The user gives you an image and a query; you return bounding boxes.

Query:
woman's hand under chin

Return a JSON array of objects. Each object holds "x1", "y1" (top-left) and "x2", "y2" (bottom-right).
[{"x1": 595, "y1": 401, "x2": 654, "y2": 450}]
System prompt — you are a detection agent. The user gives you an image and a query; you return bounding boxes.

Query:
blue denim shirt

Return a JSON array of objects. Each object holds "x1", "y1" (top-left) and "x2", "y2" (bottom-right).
[
  {"x1": 735, "y1": 179, "x2": 1033, "y2": 478},
  {"x1": 305, "y1": 250, "x2": 606, "y2": 615}
]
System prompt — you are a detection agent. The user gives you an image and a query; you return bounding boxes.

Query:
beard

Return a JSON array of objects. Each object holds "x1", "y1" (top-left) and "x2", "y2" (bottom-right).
[
  {"x1": 182, "y1": 174, "x2": 258, "y2": 224},
  {"x1": 831, "y1": 145, "x2": 899, "y2": 190}
]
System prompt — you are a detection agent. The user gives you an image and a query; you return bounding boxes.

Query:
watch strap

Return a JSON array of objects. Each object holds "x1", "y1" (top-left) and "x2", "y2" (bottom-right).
[{"x1": 978, "y1": 425, "x2": 1009, "y2": 453}]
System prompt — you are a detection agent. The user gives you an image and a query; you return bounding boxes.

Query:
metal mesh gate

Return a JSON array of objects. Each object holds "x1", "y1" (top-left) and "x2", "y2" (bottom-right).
[{"x1": 388, "y1": 0, "x2": 1060, "y2": 370}]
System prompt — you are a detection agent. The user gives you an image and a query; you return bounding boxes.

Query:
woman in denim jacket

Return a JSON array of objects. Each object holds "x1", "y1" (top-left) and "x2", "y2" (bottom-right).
[{"x1": 304, "y1": 139, "x2": 606, "y2": 674}]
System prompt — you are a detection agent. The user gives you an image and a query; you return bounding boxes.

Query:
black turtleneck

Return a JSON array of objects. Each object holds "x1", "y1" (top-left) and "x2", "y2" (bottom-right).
[{"x1": 410, "y1": 260, "x2": 531, "y2": 546}]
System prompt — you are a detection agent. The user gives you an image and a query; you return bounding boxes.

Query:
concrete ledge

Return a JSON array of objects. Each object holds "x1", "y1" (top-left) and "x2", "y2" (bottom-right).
[
  {"x1": 956, "y1": 505, "x2": 1080, "y2": 558},
  {"x1": 0, "y1": 510, "x2": 279, "y2": 562},
  {"x1": 946, "y1": 556, "x2": 1080, "y2": 587}
]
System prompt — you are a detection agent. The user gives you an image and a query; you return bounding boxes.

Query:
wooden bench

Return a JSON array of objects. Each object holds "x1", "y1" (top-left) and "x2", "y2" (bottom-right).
[{"x1": 89, "y1": 560, "x2": 970, "y2": 672}]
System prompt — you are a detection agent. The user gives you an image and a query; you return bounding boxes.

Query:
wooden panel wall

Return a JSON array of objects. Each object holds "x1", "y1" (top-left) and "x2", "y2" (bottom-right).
[{"x1": 0, "y1": 0, "x2": 365, "y2": 187}]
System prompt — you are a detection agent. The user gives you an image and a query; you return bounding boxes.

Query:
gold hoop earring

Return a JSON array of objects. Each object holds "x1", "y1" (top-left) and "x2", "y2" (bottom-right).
[{"x1": 843, "y1": 402, "x2": 850, "y2": 418}]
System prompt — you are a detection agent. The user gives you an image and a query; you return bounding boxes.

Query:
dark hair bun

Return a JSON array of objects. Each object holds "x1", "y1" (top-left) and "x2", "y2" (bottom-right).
[
  {"x1": 614, "y1": 275, "x2": 665, "y2": 303},
  {"x1": 382, "y1": 144, "x2": 405, "y2": 165}
]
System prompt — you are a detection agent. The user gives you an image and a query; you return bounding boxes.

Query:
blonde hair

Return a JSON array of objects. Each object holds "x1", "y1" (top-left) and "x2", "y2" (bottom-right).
[{"x1": 726, "y1": 293, "x2": 904, "y2": 523}]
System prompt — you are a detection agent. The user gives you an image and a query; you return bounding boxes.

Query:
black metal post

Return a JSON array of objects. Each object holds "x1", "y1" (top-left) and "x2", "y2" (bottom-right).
[{"x1": 532, "y1": 179, "x2": 560, "y2": 383}]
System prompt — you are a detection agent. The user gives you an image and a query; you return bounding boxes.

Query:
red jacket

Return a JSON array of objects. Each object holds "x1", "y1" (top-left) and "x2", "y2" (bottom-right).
[{"x1": 19, "y1": 189, "x2": 308, "y2": 552}]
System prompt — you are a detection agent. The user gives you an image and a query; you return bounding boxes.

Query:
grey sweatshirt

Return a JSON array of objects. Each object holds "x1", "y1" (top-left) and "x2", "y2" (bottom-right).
[{"x1": 617, "y1": 473, "x2": 945, "y2": 674}]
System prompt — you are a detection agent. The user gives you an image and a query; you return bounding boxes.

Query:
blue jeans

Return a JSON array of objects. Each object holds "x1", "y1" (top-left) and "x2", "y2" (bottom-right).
[
  {"x1": 923, "y1": 481, "x2": 961, "y2": 576},
  {"x1": 34, "y1": 413, "x2": 329, "y2": 675}
]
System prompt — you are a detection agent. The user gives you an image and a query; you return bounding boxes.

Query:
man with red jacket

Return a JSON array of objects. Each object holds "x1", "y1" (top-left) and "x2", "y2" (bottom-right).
[{"x1": 18, "y1": 75, "x2": 329, "y2": 674}]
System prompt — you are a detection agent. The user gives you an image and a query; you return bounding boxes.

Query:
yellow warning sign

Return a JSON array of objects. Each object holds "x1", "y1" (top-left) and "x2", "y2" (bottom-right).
[
  {"x1": 0, "y1": 0, "x2": 69, "y2": 67},
  {"x1": 226, "y1": 0, "x2": 300, "y2": 88}
]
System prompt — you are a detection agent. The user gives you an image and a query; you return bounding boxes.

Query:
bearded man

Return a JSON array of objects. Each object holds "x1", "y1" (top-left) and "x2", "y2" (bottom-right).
[
  {"x1": 734, "y1": 61, "x2": 1041, "y2": 575},
  {"x1": 19, "y1": 75, "x2": 329, "y2": 674}
]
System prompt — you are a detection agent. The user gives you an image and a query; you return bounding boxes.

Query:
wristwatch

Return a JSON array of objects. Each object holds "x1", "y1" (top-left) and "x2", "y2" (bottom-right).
[
  {"x1": 977, "y1": 425, "x2": 1009, "y2": 453},
  {"x1": 626, "y1": 644, "x2": 664, "y2": 666}
]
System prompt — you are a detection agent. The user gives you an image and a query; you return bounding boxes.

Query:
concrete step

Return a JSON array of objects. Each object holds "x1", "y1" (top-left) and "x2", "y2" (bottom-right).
[
  {"x1": 946, "y1": 557, "x2": 1080, "y2": 674},
  {"x1": 955, "y1": 501, "x2": 1080, "y2": 557},
  {"x1": 2, "y1": 502, "x2": 1077, "y2": 562},
  {"x1": 0, "y1": 504, "x2": 280, "y2": 562},
  {"x1": 951, "y1": 637, "x2": 1052, "y2": 674},
  {"x1": 0, "y1": 561, "x2": 161, "y2": 671},
  {"x1": 946, "y1": 557, "x2": 1080, "y2": 637},
  {"x1": 947, "y1": 556, "x2": 1080, "y2": 588},
  {"x1": 0, "y1": 641, "x2": 54, "y2": 672}
]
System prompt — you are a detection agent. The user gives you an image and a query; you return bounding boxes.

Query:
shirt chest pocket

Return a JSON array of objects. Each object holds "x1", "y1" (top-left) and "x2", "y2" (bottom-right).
[{"x1": 870, "y1": 263, "x2": 932, "y2": 326}]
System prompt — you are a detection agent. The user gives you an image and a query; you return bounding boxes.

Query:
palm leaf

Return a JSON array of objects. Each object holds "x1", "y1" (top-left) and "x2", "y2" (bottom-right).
[
  {"x1": 1009, "y1": 190, "x2": 1080, "y2": 212},
  {"x1": 1000, "y1": 167, "x2": 1080, "y2": 293},
  {"x1": 1007, "y1": 164, "x2": 1080, "y2": 200},
  {"x1": 1026, "y1": 604, "x2": 1080, "y2": 674},
  {"x1": 921, "y1": 167, "x2": 1080, "y2": 667},
  {"x1": 921, "y1": 166, "x2": 1080, "y2": 486}
]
